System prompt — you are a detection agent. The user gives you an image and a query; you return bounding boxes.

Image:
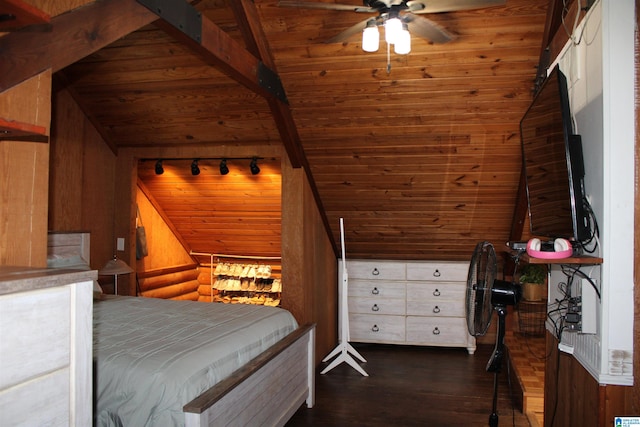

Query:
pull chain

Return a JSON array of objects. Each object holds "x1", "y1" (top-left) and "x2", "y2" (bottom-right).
[{"x1": 386, "y1": 42, "x2": 391, "y2": 74}]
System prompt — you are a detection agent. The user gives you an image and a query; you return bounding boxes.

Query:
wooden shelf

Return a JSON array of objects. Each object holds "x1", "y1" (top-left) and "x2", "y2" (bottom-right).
[
  {"x1": 0, "y1": 118, "x2": 48, "y2": 142},
  {"x1": 522, "y1": 253, "x2": 602, "y2": 265},
  {"x1": 0, "y1": 0, "x2": 50, "y2": 31}
]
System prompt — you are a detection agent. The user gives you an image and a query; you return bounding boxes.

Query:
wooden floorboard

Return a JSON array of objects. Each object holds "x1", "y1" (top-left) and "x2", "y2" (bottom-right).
[
  {"x1": 287, "y1": 343, "x2": 531, "y2": 427},
  {"x1": 506, "y1": 332, "x2": 547, "y2": 427}
]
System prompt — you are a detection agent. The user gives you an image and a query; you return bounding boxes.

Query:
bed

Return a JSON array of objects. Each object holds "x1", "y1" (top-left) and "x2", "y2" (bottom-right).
[{"x1": 48, "y1": 232, "x2": 315, "y2": 427}]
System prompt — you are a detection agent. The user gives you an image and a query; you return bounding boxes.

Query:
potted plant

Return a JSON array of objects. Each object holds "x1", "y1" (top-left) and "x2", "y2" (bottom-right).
[{"x1": 518, "y1": 264, "x2": 547, "y2": 301}]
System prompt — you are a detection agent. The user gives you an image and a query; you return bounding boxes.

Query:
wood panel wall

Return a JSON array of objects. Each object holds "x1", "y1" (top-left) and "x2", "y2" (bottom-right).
[
  {"x1": 544, "y1": 332, "x2": 633, "y2": 427},
  {"x1": 135, "y1": 184, "x2": 195, "y2": 271},
  {"x1": 282, "y1": 154, "x2": 338, "y2": 364},
  {"x1": 49, "y1": 85, "x2": 117, "y2": 271},
  {"x1": 0, "y1": 73, "x2": 51, "y2": 267}
]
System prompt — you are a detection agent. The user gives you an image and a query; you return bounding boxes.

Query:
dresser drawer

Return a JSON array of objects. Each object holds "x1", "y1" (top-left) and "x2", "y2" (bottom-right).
[
  {"x1": 349, "y1": 280, "x2": 405, "y2": 299},
  {"x1": 406, "y1": 282, "x2": 465, "y2": 301},
  {"x1": 0, "y1": 286, "x2": 71, "y2": 390},
  {"x1": 406, "y1": 299, "x2": 465, "y2": 317},
  {"x1": 349, "y1": 296, "x2": 406, "y2": 316},
  {"x1": 349, "y1": 260, "x2": 406, "y2": 280},
  {"x1": 405, "y1": 316, "x2": 470, "y2": 346},
  {"x1": 406, "y1": 261, "x2": 468, "y2": 282},
  {"x1": 349, "y1": 314, "x2": 405, "y2": 343}
]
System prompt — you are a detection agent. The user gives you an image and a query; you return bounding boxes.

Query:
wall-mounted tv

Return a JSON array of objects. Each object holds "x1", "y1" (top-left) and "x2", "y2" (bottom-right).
[{"x1": 520, "y1": 65, "x2": 592, "y2": 244}]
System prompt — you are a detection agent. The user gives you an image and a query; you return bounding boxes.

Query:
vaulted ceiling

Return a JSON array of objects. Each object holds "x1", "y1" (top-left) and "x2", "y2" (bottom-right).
[{"x1": 2, "y1": 0, "x2": 578, "y2": 261}]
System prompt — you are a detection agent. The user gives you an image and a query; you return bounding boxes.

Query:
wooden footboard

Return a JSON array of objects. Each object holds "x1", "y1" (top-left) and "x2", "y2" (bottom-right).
[{"x1": 183, "y1": 323, "x2": 316, "y2": 427}]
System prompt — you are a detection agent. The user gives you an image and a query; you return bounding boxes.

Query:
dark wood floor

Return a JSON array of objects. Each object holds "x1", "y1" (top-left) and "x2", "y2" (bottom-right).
[{"x1": 287, "y1": 343, "x2": 531, "y2": 427}]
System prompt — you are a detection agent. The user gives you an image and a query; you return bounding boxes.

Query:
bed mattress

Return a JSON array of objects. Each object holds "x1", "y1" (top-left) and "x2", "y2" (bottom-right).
[{"x1": 93, "y1": 296, "x2": 298, "y2": 426}]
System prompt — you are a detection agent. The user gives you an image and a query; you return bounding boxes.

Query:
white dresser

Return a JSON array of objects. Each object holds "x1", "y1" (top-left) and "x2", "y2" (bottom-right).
[
  {"x1": 0, "y1": 267, "x2": 95, "y2": 427},
  {"x1": 347, "y1": 259, "x2": 476, "y2": 354}
]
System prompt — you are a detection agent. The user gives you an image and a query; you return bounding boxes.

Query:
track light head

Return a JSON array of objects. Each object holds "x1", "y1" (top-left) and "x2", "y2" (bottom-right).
[
  {"x1": 155, "y1": 160, "x2": 164, "y2": 175},
  {"x1": 249, "y1": 157, "x2": 260, "y2": 175},
  {"x1": 191, "y1": 159, "x2": 200, "y2": 176},
  {"x1": 219, "y1": 159, "x2": 229, "y2": 175}
]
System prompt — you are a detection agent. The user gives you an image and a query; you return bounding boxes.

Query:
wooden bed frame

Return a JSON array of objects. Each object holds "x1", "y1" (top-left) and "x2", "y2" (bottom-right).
[
  {"x1": 184, "y1": 323, "x2": 315, "y2": 427},
  {"x1": 47, "y1": 232, "x2": 316, "y2": 427}
]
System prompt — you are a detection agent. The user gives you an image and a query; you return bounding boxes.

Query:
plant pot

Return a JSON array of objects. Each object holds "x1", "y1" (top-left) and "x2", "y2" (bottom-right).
[{"x1": 521, "y1": 282, "x2": 545, "y2": 301}]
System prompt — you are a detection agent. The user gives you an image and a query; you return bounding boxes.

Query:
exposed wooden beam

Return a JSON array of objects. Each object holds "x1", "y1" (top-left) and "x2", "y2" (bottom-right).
[
  {"x1": 229, "y1": 0, "x2": 336, "y2": 254},
  {"x1": 136, "y1": 0, "x2": 310, "y2": 171},
  {"x1": 140, "y1": 0, "x2": 288, "y2": 101},
  {"x1": 534, "y1": 0, "x2": 588, "y2": 92},
  {"x1": 228, "y1": 0, "x2": 304, "y2": 167},
  {"x1": 0, "y1": 0, "x2": 159, "y2": 93}
]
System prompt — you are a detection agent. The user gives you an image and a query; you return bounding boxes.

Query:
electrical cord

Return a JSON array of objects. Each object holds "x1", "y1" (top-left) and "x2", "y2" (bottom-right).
[
  {"x1": 561, "y1": 264, "x2": 601, "y2": 300},
  {"x1": 549, "y1": 321, "x2": 566, "y2": 427},
  {"x1": 576, "y1": 197, "x2": 600, "y2": 255}
]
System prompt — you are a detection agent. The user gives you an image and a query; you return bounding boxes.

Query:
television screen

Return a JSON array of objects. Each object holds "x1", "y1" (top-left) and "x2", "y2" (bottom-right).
[{"x1": 520, "y1": 66, "x2": 591, "y2": 243}]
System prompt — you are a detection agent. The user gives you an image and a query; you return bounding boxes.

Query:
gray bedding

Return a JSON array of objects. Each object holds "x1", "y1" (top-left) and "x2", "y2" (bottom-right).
[{"x1": 93, "y1": 296, "x2": 298, "y2": 426}]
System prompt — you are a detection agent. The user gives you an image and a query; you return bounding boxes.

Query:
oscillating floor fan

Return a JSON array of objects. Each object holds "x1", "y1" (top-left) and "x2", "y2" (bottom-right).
[{"x1": 466, "y1": 241, "x2": 521, "y2": 427}]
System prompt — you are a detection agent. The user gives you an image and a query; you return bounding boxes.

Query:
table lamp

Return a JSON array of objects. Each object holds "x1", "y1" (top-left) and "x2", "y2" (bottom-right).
[{"x1": 99, "y1": 256, "x2": 133, "y2": 295}]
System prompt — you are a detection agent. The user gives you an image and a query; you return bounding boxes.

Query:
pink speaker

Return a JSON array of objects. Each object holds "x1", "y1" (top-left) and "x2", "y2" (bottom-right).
[{"x1": 526, "y1": 238, "x2": 573, "y2": 259}]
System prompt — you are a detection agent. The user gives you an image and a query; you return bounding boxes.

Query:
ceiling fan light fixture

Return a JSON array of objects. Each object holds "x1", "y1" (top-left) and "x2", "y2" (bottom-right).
[
  {"x1": 362, "y1": 19, "x2": 380, "y2": 52},
  {"x1": 384, "y1": 16, "x2": 402, "y2": 45},
  {"x1": 394, "y1": 23, "x2": 411, "y2": 54}
]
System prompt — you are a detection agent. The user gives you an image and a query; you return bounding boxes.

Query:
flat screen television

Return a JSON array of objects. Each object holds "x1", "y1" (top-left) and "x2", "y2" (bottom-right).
[{"x1": 520, "y1": 65, "x2": 591, "y2": 243}]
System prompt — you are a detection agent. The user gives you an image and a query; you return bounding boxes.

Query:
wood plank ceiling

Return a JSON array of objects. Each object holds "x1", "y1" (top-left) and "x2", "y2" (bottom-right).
[{"x1": 51, "y1": 0, "x2": 550, "y2": 261}]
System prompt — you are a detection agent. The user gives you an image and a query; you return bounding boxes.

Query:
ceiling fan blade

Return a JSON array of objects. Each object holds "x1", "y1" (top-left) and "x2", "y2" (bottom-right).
[
  {"x1": 403, "y1": 14, "x2": 456, "y2": 44},
  {"x1": 324, "y1": 18, "x2": 371, "y2": 43},
  {"x1": 278, "y1": 1, "x2": 376, "y2": 13},
  {"x1": 407, "y1": 0, "x2": 506, "y2": 14}
]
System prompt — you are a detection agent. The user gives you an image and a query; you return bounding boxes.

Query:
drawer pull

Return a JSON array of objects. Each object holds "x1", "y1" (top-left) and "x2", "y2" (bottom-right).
[
  {"x1": 432, "y1": 327, "x2": 441, "y2": 335},
  {"x1": 372, "y1": 324, "x2": 379, "y2": 332},
  {"x1": 371, "y1": 287, "x2": 380, "y2": 295},
  {"x1": 372, "y1": 268, "x2": 380, "y2": 276},
  {"x1": 433, "y1": 289, "x2": 441, "y2": 297},
  {"x1": 433, "y1": 269, "x2": 441, "y2": 278},
  {"x1": 371, "y1": 304, "x2": 380, "y2": 312},
  {"x1": 432, "y1": 306, "x2": 440, "y2": 314}
]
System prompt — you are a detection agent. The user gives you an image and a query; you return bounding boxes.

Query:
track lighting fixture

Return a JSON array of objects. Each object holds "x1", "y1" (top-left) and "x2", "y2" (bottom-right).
[
  {"x1": 143, "y1": 157, "x2": 264, "y2": 176},
  {"x1": 219, "y1": 159, "x2": 229, "y2": 175},
  {"x1": 191, "y1": 159, "x2": 200, "y2": 176},
  {"x1": 250, "y1": 157, "x2": 260, "y2": 175}
]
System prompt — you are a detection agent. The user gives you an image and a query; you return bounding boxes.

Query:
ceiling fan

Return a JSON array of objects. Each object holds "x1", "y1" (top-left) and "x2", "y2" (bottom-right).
[{"x1": 278, "y1": 0, "x2": 507, "y2": 48}]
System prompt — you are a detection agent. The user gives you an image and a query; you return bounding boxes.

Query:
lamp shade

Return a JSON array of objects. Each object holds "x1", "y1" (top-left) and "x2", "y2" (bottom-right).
[
  {"x1": 384, "y1": 17, "x2": 402, "y2": 44},
  {"x1": 99, "y1": 257, "x2": 133, "y2": 276},
  {"x1": 394, "y1": 24, "x2": 411, "y2": 54},
  {"x1": 362, "y1": 21, "x2": 379, "y2": 52}
]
